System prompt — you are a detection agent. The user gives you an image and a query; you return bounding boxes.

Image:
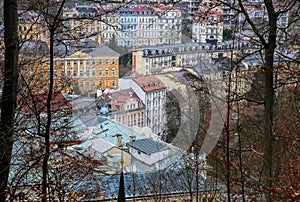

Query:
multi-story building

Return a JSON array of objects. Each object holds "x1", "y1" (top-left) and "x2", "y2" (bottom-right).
[
  {"x1": 18, "y1": 10, "x2": 49, "y2": 41},
  {"x1": 97, "y1": 88, "x2": 146, "y2": 128},
  {"x1": 154, "y1": 5, "x2": 182, "y2": 45},
  {"x1": 119, "y1": 7, "x2": 138, "y2": 47},
  {"x1": 20, "y1": 40, "x2": 119, "y2": 95},
  {"x1": 61, "y1": 4, "x2": 182, "y2": 48},
  {"x1": 239, "y1": 1, "x2": 289, "y2": 42},
  {"x1": 132, "y1": 41, "x2": 251, "y2": 75},
  {"x1": 222, "y1": 1, "x2": 238, "y2": 29},
  {"x1": 62, "y1": 5, "x2": 102, "y2": 41},
  {"x1": 176, "y1": 0, "x2": 201, "y2": 20},
  {"x1": 192, "y1": 7, "x2": 224, "y2": 43},
  {"x1": 132, "y1": 75, "x2": 167, "y2": 135},
  {"x1": 98, "y1": 5, "x2": 120, "y2": 44},
  {"x1": 134, "y1": 6, "x2": 158, "y2": 47},
  {"x1": 58, "y1": 44, "x2": 120, "y2": 94}
]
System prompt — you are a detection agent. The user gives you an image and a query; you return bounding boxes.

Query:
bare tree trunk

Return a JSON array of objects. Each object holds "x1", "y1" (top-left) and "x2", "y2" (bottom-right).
[
  {"x1": 263, "y1": 1, "x2": 277, "y2": 201},
  {"x1": 41, "y1": 28, "x2": 54, "y2": 202},
  {"x1": 225, "y1": 73, "x2": 232, "y2": 202},
  {"x1": 40, "y1": 1, "x2": 66, "y2": 200},
  {"x1": 0, "y1": 0, "x2": 19, "y2": 201}
]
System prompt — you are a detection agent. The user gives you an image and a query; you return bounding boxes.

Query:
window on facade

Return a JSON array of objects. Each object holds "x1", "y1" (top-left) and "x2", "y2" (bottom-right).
[
  {"x1": 105, "y1": 68, "x2": 109, "y2": 76},
  {"x1": 106, "y1": 59, "x2": 109, "y2": 64},
  {"x1": 74, "y1": 60, "x2": 77, "y2": 65},
  {"x1": 112, "y1": 59, "x2": 115, "y2": 64},
  {"x1": 92, "y1": 80, "x2": 96, "y2": 86},
  {"x1": 99, "y1": 80, "x2": 102, "y2": 86},
  {"x1": 86, "y1": 69, "x2": 90, "y2": 76},
  {"x1": 80, "y1": 81, "x2": 83, "y2": 87},
  {"x1": 80, "y1": 60, "x2": 83, "y2": 65},
  {"x1": 86, "y1": 81, "x2": 90, "y2": 87},
  {"x1": 54, "y1": 70, "x2": 58, "y2": 78},
  {"x1": 67, "y1": 60, "x2": 70, "y2": 66},
  {"x1": 99, "y1": 68, "x2": 102, "y2": 76},
  {"x1": 99, "y1": 59, "x2": 102, "y2": 64},
  {"x1": 54, "y1": 60, "x2": 57, "y2": 66},
  {"x1": 112, "y1": 80, "x2": 115, "y2": 87},
  {"x1": 40, "y1": 70, "x2": 44, "y2": 78},
  {"x1": 54, "y1": 83, "x2": 58, "y2": 89},
  {"x1": 67, "y1": 70, "x2": 71, "y2": 77},
  {"x1": 92, "y1": 68, "x2": 96, "y2": 76},
  {"x1": 80, "y1": 70, "x2": 84, "y2": 77},
  {"x1": 61, "y1": 70, "x2": 65, "y2": 78},
  {"x1": 73, "y1": 70, "x2": 77, "y2": 77},
  {"x1": 112, "y1": 68, "x2": 116, "y2": 77}
]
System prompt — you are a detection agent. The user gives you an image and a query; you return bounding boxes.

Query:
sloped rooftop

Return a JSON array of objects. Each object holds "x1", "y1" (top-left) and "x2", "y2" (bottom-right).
[
  {"x1": 88, "y1": 44, "x2": 120, "y2": 57},
  {"x1": 71, "y1": 163, "x2": 216, "y2": 201},
  {"x1": 126, "y1": 138, "x2": 168, "y2": 155},
  {"x1": 133, "y1": 75, "x2": 166, "y2": 92}
]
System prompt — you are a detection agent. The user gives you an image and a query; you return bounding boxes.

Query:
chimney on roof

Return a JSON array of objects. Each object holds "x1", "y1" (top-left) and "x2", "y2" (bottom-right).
[
  {"x1": 116, "y1": 134, "x2": 122, "y2": 147},
  {"x1": 129, "y1": 136, "x2": 136, "y2": 142}
]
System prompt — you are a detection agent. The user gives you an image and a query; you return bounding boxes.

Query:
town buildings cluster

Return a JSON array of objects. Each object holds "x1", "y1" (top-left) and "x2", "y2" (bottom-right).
[{"x1": 2, "y1": 0, "x2": 299, "y2": 201}]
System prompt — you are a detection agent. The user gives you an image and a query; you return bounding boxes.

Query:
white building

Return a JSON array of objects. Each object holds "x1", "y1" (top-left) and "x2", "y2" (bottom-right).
[
  {"x1": 192, "y1": 7, "x2": 224, "y2": 43},
  {"x1": 154, "y1": 5, "x2": 182, "y2": 45},
  {"x1": 126, "y1": 138, "x2": 170, "y2": 166},
  {"x1": 132, "y1": 75, "x2": 167, "y2": 135}
]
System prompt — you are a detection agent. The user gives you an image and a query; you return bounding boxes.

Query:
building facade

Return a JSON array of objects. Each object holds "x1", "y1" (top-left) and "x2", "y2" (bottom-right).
[
  {"x1": 134, "y1": 6, "x2": 159, "y2": 47},
  {"x1": 119, "y1": 7, "x2": 138, "y2": 47},
  {"x1": 97, "y1": 88, "x2": 146, "y2": 128},
  {"x1": 132, "y1": 42, "x2": 247, "y2": 75},
  {"x1": 18, "y1": 10, "x2": 49, "y2": 41},
  {"x1": 59, "y1": 44, "x2": 120, "y2": 94},
  {"x1": 20, "y1": 42, "x2": 119, "y2": 95},
  {"x1": 192, "y1": 6, "x2": 224, "y2": 43},
  {"x1": 154, "y1": 5, "x2": 182, "y2": 45},
  {"x1": 132, "y1": 75, "x2": 167, "y2": 135}
]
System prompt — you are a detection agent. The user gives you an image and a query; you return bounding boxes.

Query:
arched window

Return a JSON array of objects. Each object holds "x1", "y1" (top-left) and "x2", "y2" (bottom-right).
[{"x1": 105, "y1": 68, "x2": 109, "y2": 76}]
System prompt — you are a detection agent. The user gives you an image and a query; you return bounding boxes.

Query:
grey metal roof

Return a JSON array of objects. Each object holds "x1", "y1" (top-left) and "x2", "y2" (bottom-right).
[
  {"x1": 88, "y1": 44, "x2": 120, "y2": 57},
  {"x1": 71, "y1": 162, "x2": 217, "y2": 201},
  {"x1": 126, "y1": 138, "x2": 168, "y2": 155}
]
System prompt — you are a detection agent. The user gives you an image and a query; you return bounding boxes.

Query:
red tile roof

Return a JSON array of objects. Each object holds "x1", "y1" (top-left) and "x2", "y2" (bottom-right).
[
  {"x1": 133, "y1": 6, "x2": 155, "y2": 13},
  {"x1": 18, "y1": 91, "x2": 72, "y2": 114},
  {"x1": 193, "y1": 7, "x2": 223, "y2": 22},
  {"x1": 133, "y1": 75, "x2": 166, "y2": 92},
  {"x1": 103, "y1": 88, "x2": 144, "y2": 112},
  {"x1": 153, "y1": 5, "x2": 180, "y2": 13}
]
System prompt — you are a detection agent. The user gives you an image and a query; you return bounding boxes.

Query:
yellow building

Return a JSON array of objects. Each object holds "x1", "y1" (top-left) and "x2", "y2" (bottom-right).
[
  {"x1": 57, "y1": 44, "x2": 120, "y2": 94},
  {"x1": 62, "y1": 6, "x2": 102, "y2": 40},
  {"x1": 18, "y1": 10, "x2": 49, "y2": 41},
  {"x1": 19, "y1": 41, "x2": 119, "y2": 95},
  {"x1": 62, "y1": 5, "x2": 120, "y2": 44}
]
